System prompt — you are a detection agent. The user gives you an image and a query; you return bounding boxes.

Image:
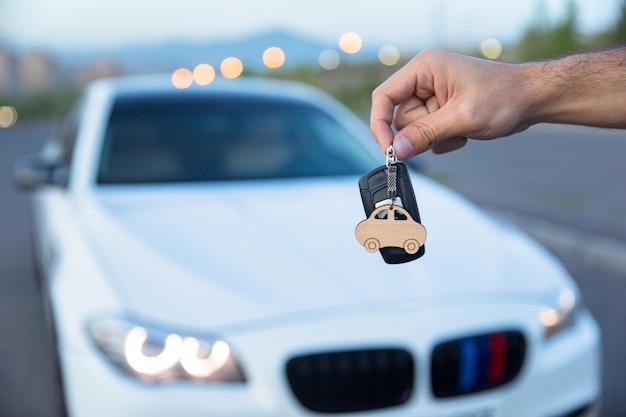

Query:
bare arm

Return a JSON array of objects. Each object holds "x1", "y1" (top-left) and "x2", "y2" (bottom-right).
[
  {"x1": 370, "y1": 48, "x2": 626, "y2": 159},
  {"x1": 527, "y1": 48, "x2": 626, "y2": 128}
]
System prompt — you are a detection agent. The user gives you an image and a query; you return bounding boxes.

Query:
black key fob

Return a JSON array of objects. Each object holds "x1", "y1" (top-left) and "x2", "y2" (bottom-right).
[{"x1": 358, "y1": 161, "x2": 425, "y2": 264}]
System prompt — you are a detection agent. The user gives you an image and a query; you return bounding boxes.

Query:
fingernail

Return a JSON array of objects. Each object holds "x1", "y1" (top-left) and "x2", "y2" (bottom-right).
[{"x1": 393, "y1": 136, "x2": 414, "y2": 159}]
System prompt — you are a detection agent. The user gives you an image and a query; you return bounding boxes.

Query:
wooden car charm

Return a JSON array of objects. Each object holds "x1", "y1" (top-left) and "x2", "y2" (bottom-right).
[{"x1": 355, "y1": 204, "x2": 427, "y2": 254}]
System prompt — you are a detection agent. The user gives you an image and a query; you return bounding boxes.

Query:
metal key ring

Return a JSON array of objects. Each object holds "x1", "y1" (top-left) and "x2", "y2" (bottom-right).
[{"x1": 386, "y1": 146, "x2": 397, "y2": 167}]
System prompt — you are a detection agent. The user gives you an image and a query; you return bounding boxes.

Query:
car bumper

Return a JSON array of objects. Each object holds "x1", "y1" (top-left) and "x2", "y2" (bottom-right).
[{"x1": 58, "y1": 304, "x2": 600, "y2": 417}]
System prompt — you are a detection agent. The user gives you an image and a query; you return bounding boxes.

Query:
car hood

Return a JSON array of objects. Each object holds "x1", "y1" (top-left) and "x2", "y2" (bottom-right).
[{"x1": 79, "y1": 174, "x2": 567, "y2": 330}]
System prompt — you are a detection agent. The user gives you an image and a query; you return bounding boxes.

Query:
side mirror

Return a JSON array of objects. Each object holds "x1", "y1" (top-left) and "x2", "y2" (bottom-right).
[{"x1": 14, "y1": 153, "x2": 68, "y2": 190}]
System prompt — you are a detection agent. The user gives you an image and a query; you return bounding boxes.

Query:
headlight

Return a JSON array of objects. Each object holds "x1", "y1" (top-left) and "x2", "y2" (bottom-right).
[
  {"x1": 539, "y1": 287, "x2": 580, "y2": 338},
  {"x1": 87, "y1": 317, "x2": 246, "y2": 383}
]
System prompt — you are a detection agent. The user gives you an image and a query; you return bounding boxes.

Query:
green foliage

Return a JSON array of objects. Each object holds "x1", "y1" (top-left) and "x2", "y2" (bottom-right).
[
  {"x1": 325, "y1": 63, "x2": 401, "y2": 118},
  {"x1": 516, "y1": 0, "x2": 626, "y2": 62},
  {"x1": 610, "y1": 0, "x2": 626, "y2": 44},
  {"x1": 516, "y1": 0, "x2": 581, "y2": 62},
  {"x1": 2, "y1": 89, "x2": 80, "y2": 120}
]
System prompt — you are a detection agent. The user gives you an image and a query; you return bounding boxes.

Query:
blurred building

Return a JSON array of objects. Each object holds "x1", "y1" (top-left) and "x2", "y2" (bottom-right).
[
  {"x1": 1, "y1": 46, "x2": 126, "y2": 97},
  {"x1": 0, "y1": 46, "x2": 18, "y2": 96},
  {"x1": 19, "y1": 51, "x2": 59, "y2": 94},
  {"x1": 74, "y1": 60, "x2": 121, "y2": 86}
]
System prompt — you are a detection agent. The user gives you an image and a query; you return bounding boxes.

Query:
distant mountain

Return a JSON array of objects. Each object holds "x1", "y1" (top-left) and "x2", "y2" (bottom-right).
[{"x1": 55, "y1": 29, "x2": 382, "y2": 74}]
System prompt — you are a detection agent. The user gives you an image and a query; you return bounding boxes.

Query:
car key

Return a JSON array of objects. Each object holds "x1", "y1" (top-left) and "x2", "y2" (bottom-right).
[{"x1": 355, "y1": 146, "x2": 426, "y2": 264}]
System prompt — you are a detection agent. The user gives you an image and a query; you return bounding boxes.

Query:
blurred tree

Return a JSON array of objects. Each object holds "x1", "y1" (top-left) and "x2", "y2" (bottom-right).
[
  {"x1": 265, "y1": 61, "x2": 404, "y2": 118},
  {"x1": 582, "y1": 0, "x2": 626, "y2": 49},
  {"x1": 516, "y1": 0, "x2": 580, "y2": 61},
  {"x1": 515, "y1": 1, "x2": 550, "y2": 61},
  {"x1": 611, "y1": 0, "x2": 626, "y2": 44},
  {"x1": 552, "y1": 0, "x2": 579, "y2": 50},
  {"x1": 2, "y1": 89, "x2": 80, "y2": 120}
]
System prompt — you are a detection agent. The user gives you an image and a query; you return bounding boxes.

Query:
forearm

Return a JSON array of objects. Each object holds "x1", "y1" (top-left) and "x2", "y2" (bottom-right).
[{"x1": 523, "y1": 48, "x2": 626, "y2": 128}]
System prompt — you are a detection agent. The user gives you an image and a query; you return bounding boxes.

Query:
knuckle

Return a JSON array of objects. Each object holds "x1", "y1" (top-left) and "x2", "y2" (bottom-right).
[
  {"x1": 412, "y1": 49, "x2": 432, "y2": 60},
  {"x1": 393, "y1": 112, "x2": 409, "y2": 130},
  {"x1": 415, "y1": 49, "x2": 436, "y2": 60},
  {"x1": 454, "y1": 101, "x2": 481, "y2": 130},
  {"x1": 417, "y1": 123, "x2": 439, "y2": 147},
  {"x1": 407, "y1": 122, "x2": 438, "y2": 149},
  {"x1": 371, "y1": 86, "x2": 381, "y2": 101}
]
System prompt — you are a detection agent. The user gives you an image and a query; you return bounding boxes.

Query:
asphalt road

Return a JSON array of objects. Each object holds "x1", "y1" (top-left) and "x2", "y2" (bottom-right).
[
  {"x1": 0, "y1": 122, "x2": 624, "y2": 416},
  {"x1": 418, "y1": 124, "x2": 626, "y2": 242},
  {"x1": 0, "y1": 122, "x2": 65, "y2": 417}
]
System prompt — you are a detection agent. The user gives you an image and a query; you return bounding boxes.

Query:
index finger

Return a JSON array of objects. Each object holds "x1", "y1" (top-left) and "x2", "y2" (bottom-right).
[
  {"x1": 369, "y1": 89, "x2": 396, "y2": 151},
  {"x1": 370, "y1": 69, "x2": 419, "y2": 152}
]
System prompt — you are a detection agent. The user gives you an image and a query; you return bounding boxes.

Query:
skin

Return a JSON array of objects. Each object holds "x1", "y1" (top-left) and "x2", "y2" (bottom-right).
[{"x1": 370, "y1": 48, "x2": 626, "y2": 159}]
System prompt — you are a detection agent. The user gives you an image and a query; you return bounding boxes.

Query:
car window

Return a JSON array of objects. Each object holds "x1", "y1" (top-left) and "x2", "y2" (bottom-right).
[
  {"x1": 97, "y1": 94, "x2": 379, "y2": 184},
  {"x1": 375, "y1": 207, "x2": 408, "y2": 220}
]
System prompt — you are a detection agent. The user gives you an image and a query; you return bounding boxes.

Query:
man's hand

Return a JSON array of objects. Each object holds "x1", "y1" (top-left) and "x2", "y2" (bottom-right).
[
  {"x1": 370, "y1": 48, "x2": 626, "y2": 160},
  {"x1": 370, "y1": 50, "x2": 533, "y2": 159}
]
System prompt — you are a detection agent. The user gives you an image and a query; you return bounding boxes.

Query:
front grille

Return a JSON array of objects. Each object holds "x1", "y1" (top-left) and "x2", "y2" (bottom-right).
[
  {"x1": 286, "y1": 348, "x2": 414, "y2": 413},
  {"x1": 431, "y1": 330, "x2": 526, "y2": 398}
]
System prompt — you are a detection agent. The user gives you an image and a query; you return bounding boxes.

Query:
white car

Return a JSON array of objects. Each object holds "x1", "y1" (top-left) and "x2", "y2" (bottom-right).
[{"x1": 15, "y1": 76, "x2": 600, "y2": 417}]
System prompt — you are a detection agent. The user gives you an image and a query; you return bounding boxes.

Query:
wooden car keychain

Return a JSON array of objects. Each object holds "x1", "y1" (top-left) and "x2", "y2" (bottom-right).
[{"x1": 355, "y1": 146, "x2": 427, "y2": 264}]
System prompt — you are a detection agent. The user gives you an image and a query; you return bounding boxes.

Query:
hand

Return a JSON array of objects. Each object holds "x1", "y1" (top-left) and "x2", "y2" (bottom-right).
[{"x1": 370, "y1": 50, "x2": 533, "y2": 159}]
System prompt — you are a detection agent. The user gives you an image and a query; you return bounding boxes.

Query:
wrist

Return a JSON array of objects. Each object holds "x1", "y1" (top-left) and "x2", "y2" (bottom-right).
[{"x1": 518, "y1": 61, "x2": 561, "y2": 126}]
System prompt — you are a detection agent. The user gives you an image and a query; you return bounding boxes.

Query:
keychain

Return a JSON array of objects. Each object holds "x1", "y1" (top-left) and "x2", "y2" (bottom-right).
[{"x1": 355, "y1": 146, "x2": 426, "y2": 264}]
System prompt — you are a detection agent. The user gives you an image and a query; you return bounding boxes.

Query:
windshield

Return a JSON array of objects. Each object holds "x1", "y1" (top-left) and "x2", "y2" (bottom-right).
[{"x1": 97, "y1": 94, "x2": 378, "y2": 184}]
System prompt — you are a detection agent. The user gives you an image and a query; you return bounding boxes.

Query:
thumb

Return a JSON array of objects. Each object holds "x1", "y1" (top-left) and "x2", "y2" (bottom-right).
[{"x1": 392, "y1": 107, "x2": 462, "y2": 159}]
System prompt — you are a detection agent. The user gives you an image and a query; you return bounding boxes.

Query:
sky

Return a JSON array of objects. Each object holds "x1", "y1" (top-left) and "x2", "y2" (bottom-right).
[{"x1": 0, "y1": 0, "x2": 622, "y2": 52}]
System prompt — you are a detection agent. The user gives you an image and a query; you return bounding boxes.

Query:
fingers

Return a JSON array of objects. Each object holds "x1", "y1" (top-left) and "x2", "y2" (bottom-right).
[
  {"x1": 394, "y1": 95, "x2": 464, "y2": 156},
  {"x1": 393, "y1": 105, "x2": 461, "y2": 159},
  {"x1": 370, "y1": 91, "x2": 396, "y2": 152},
  {"x1": 370, "y1": 50, "x2": 470, "y2": 158},
  {"x1": 392, "y1": 96, "x2": 430, "y2": 132},
  {"x1": 392, "y1": 95, "x2": 451, "y2": 158},
  {"x1": 370, "y1": 65, "x2": 422, "y2": 153}
]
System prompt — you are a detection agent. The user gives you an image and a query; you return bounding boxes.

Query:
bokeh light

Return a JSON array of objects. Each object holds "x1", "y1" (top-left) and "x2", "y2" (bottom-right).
[
  {"x1": 319, "y1": 49, "x2": 340, "y2": 70},
  {"x1": 263, "y1": 47, "x2": 286, "y2": 69},
  {"x1": 0, "y1": 106, "x2": 18, "y2": 128},
  {"x1": 378, "y1": 45, "x2": 400, "y2": 66},
  {"x1": 193, "y1": 63, "x2": 216, "y2": 86},
  {"x1": 338, "y1": 32, "x2": 362, "y2": 54},
  {"x1": 220, "y1": 57, "x2": 244, "y2": 79},
  {"x1": 481, "y1": 38, "x2": 503, "y2": 60},
  {"x1": 172, "y1": 68, "x2": 194, "y2": 89}
]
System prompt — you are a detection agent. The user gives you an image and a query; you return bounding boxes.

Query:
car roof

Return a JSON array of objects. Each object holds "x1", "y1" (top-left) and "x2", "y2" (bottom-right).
[{"x1": 88, "y1": 74, "x2": 332, "y2": 105}]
